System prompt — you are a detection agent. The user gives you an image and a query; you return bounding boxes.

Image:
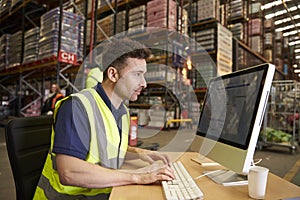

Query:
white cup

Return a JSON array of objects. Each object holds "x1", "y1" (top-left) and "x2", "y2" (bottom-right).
[{"x1": 248, "y1": 166, "x2": 269, "y2": 199}]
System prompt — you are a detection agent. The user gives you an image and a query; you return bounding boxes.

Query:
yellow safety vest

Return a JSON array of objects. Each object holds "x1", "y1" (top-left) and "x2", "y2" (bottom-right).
[
  {"x1": 34, "y1": 88, "x2": 130, "y2": 199},
  {"x1": 86, "y1": 67, "x2": 103, "y2": 88}
]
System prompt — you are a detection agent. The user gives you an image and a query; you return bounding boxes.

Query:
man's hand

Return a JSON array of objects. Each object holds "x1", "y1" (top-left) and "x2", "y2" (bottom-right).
[
  {"x1": 133, "y1": 164, "x2": 175, "y2": 184},
  {"x1": 126, "y1": 146, "x2": 171, "y2": 166},
  {"x1": 138, "y1": 149, "x2": 171, "y2": 166}
]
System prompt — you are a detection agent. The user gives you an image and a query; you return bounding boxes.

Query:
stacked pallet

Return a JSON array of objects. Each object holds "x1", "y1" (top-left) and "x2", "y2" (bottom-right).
[
  {"x1": 39, "y1": 7, "x2": 84, "y2": 62},
  {"x1": 115, "y1": 10, "x2": 126, "y2": 34},
  {"x1": 0, "y1": 34, "x2": 10, "y2": 70},
  {"x1": 128, "y1": 5, "x2": 146, "y2": 31},
  {"x1": 227, "y1": 0, "x2": 247, "y2": 19},
  {"x1": 23, "y1": 27, "x2": 40, "y2": 64},
  {"x1": 146, "y1": 0, "x2": 177, "y2": 30},
  {"x1": 96, "y1": 14, "x2": 113, "y2": 42},
  {"x1": 7, "y1": 31, "x2": 22, "y2": 68},
  {"x1": 190, "y1": 0, "x2": 220, "y2": 23}
]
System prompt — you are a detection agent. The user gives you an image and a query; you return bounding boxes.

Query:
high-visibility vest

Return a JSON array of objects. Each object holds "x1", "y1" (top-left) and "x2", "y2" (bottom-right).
[
  {"x1": 51, "y1": 93, "x2": 64, "y2": 109},
  {"x1": 86, "y1": 67, "x2": 103, "y2": 88},
  {"x1": 34, "y1": 88, "x2": 130, "y2": 199}
]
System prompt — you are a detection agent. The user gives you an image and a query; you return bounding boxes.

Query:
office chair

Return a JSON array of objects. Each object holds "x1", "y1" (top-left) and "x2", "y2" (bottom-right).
[{"x1": 5, "y1": 115, "x2": 52, "y2": 200}]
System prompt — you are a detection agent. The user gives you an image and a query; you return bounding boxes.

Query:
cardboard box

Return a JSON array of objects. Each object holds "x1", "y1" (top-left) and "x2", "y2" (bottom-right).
[{"x1": 249, "y1": 18, "x2": 262, "y2": 35}]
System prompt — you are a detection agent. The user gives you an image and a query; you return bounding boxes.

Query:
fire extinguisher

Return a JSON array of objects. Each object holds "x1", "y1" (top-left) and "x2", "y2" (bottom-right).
[{"x1": 129, "y1": 116, "x2": 138, "y2": 146}]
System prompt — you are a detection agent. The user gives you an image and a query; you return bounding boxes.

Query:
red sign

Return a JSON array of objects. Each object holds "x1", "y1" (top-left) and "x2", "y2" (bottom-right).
[{"x1": 58, "y1": 51, "x2": 77, "y2": 64}]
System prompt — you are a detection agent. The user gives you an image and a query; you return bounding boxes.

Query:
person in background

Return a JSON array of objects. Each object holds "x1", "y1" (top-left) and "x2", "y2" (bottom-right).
[
  {"x1": 41, "y1": 83, "x2": 64, "y2": 115},
  {"x1": 86, "y1": 65, "x2": 103, "y2": 88},
  {"x1": 34, "y1": 38, "x2": 174, "y2": 199}
]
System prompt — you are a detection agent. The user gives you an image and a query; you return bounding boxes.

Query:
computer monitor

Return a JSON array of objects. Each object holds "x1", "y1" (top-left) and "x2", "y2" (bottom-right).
[{"x1": 195, "y1": 63, "x2": 275, "y2": 185}]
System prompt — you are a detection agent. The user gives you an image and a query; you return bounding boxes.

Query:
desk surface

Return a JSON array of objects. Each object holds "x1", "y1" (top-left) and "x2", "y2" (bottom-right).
[{"x1": 110, "y1": 152, "x2": 300, "y2": 200}]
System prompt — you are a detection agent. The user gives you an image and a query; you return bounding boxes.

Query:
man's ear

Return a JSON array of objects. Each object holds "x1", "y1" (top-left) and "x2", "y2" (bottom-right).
[{"x1": 107, "y1": 66, "x2": 119, "y2": 83}]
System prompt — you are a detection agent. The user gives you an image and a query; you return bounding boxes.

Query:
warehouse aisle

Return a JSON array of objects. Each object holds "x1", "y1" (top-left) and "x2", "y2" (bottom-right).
[{"x1": 0, "y1": 127, "x2": 300, "y2": 199}]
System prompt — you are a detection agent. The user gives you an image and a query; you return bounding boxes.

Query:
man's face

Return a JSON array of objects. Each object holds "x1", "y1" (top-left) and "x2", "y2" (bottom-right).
[{"x1": 114, "y1": 57, "x2": 147, "y2": 102}]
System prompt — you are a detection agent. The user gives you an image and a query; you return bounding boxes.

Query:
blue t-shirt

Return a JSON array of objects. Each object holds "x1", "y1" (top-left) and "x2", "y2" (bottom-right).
[{"x1": 53, "y1": 83, "x2": 128, "y2": 160}]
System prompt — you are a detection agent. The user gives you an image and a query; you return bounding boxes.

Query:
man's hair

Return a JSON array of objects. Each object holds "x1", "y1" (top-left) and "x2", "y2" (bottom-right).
[{"x1": 102, "y1": 38, "x2": 151, "y2": 81}]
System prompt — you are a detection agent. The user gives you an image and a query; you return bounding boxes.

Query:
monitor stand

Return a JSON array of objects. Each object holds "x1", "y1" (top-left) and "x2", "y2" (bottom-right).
[{"x1": 204, "y1": 169, "x2": 248, "y2": 186}]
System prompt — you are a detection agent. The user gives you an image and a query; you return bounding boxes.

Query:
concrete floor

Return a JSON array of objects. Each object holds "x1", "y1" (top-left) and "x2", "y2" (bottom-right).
[{"x1": 1, "y1": 127, "x2": 300, "y2": 199}]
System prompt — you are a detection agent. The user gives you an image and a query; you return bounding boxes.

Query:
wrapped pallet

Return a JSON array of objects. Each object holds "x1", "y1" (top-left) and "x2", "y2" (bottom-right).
[
  {"x1": 129, "y1": 5, "x2": 146, "y2": 31},
  {"x1": 39, "y1": 7, "x2": 84, "y2": 63},
  {"x1": 23, "y1": 27, "x2": 40, "y2": 64},
  {"x1": 0, "y1": 34, "x2": 10, "y2": 70},
  {"x1": 146, "y1": 0, "x2": 177, "y2": 31}
]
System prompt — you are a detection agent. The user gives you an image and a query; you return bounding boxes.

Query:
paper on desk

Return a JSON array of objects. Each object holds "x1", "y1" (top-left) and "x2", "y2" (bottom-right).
[{"x1": 191, "y1": 157, "x2": 220, "y2": 166}]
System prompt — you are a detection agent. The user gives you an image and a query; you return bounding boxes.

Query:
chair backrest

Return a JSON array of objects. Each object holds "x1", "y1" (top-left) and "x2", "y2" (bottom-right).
[{"x1": 5, "y1": 115, "x2": 52, "y2": 200}]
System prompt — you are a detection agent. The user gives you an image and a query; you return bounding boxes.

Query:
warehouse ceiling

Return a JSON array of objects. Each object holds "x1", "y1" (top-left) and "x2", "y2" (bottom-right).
[{"x1": 261, "y1": 0, "x2": 300, "y2": 66}]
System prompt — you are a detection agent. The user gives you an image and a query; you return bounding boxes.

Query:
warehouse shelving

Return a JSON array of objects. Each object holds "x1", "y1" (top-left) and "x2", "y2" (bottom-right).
[
  {"x1": 189, "y1": 16, "x2": 232, "y2": 106},
  {"x1": 225, "y1": 0, "x2": 249, "y2": 46},
  {"x1": 0, "y1": 0, "x2": 296, "y2": 122},
  {"x1": 119, "y1": 0, "x2": 195, "y2": 129},
  {"x1": 0, "y1": 0, "x2": 87, "y2": 117},
  {"x1": 127, "y1": 29, "x2": 195, "y2": 128}
]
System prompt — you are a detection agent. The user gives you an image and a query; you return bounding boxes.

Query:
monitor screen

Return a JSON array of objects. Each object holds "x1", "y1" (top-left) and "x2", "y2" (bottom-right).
[
  {"x1": 197, "y1": 64, "x2": 267, "y2": 150},
  {"x1": 195, "y1": 63, "x2": 275, "y2": 179}
]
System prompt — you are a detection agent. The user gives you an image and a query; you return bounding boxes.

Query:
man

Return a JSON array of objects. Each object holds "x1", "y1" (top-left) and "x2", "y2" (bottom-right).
[{"x1": 34, "y1": 38, "x2": 174, "y2": 199}]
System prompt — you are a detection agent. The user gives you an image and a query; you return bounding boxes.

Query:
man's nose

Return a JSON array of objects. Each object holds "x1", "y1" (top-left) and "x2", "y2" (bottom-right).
[{"x1": 141, "y1": 76, "x2": 147, "y2": 88}]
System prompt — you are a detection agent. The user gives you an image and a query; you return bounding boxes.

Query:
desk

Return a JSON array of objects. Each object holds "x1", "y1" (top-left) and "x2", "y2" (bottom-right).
[{"x1": 110, "y1": 152, "x2": 300, "y2": 200}]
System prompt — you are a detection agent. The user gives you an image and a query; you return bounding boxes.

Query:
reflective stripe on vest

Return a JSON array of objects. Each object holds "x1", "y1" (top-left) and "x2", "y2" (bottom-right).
[
  {"x1": 34, "y1": 88, "x2": 129, "y2": 198},
  {"x1": 37, "y1": 174, "x2": 110, "y2": 200}
]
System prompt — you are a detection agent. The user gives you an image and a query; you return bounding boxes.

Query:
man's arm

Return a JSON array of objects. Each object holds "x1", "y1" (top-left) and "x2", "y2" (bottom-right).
[
  {"x1": 54, "y1": 97, "x2": 174, "y2": 188},
  {"x1": 56, "y1": 153, "x2": 174, "y2": 188}
]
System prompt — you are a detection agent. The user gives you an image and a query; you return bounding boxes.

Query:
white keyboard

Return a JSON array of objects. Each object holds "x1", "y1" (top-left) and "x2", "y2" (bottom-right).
[{"x1": 162, "y1": 161, "x2": 204, "y2": 200}]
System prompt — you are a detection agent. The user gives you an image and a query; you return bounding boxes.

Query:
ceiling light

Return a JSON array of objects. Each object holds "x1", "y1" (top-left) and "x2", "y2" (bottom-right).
[
  {"x1": 261, "y1": 0, "x2": 291, "y2": 10},
  {"x1": 290, "y1": 36, "x2": 300, "y2": 40},
  {"x1": 293, "y1": 64, "x2": 298, "y2": 68},
  {"x1": 289, "y1": 6, "x2": 298, "y2": 12},
  {"x1": 275, "y1": 17, "x2": 291, "y2": 25},
  {"x1": 290, "y1": 40, "x2": 300, "y2": 46},
  {"x1": 265, "y1": 5, "x2": 298, "y2": 19},
  {"x1": 275, "y1": 15, "x2": 300, "y2": 25},
  {"x1": 284, "y1": 30, "x2": 300, "y2": 37},
  {"x1": 265, "y1": 9, "x2": 288, "y2": 19},
  {"x1": 294, "y1": 69, "x2": 300, "y2": 73},
  {"x1": 276, "y1": 24, "x2": 296, "y2": 32},
  {"x1": 295, "y1": 49, "x2": 300, "y2": 53}
]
